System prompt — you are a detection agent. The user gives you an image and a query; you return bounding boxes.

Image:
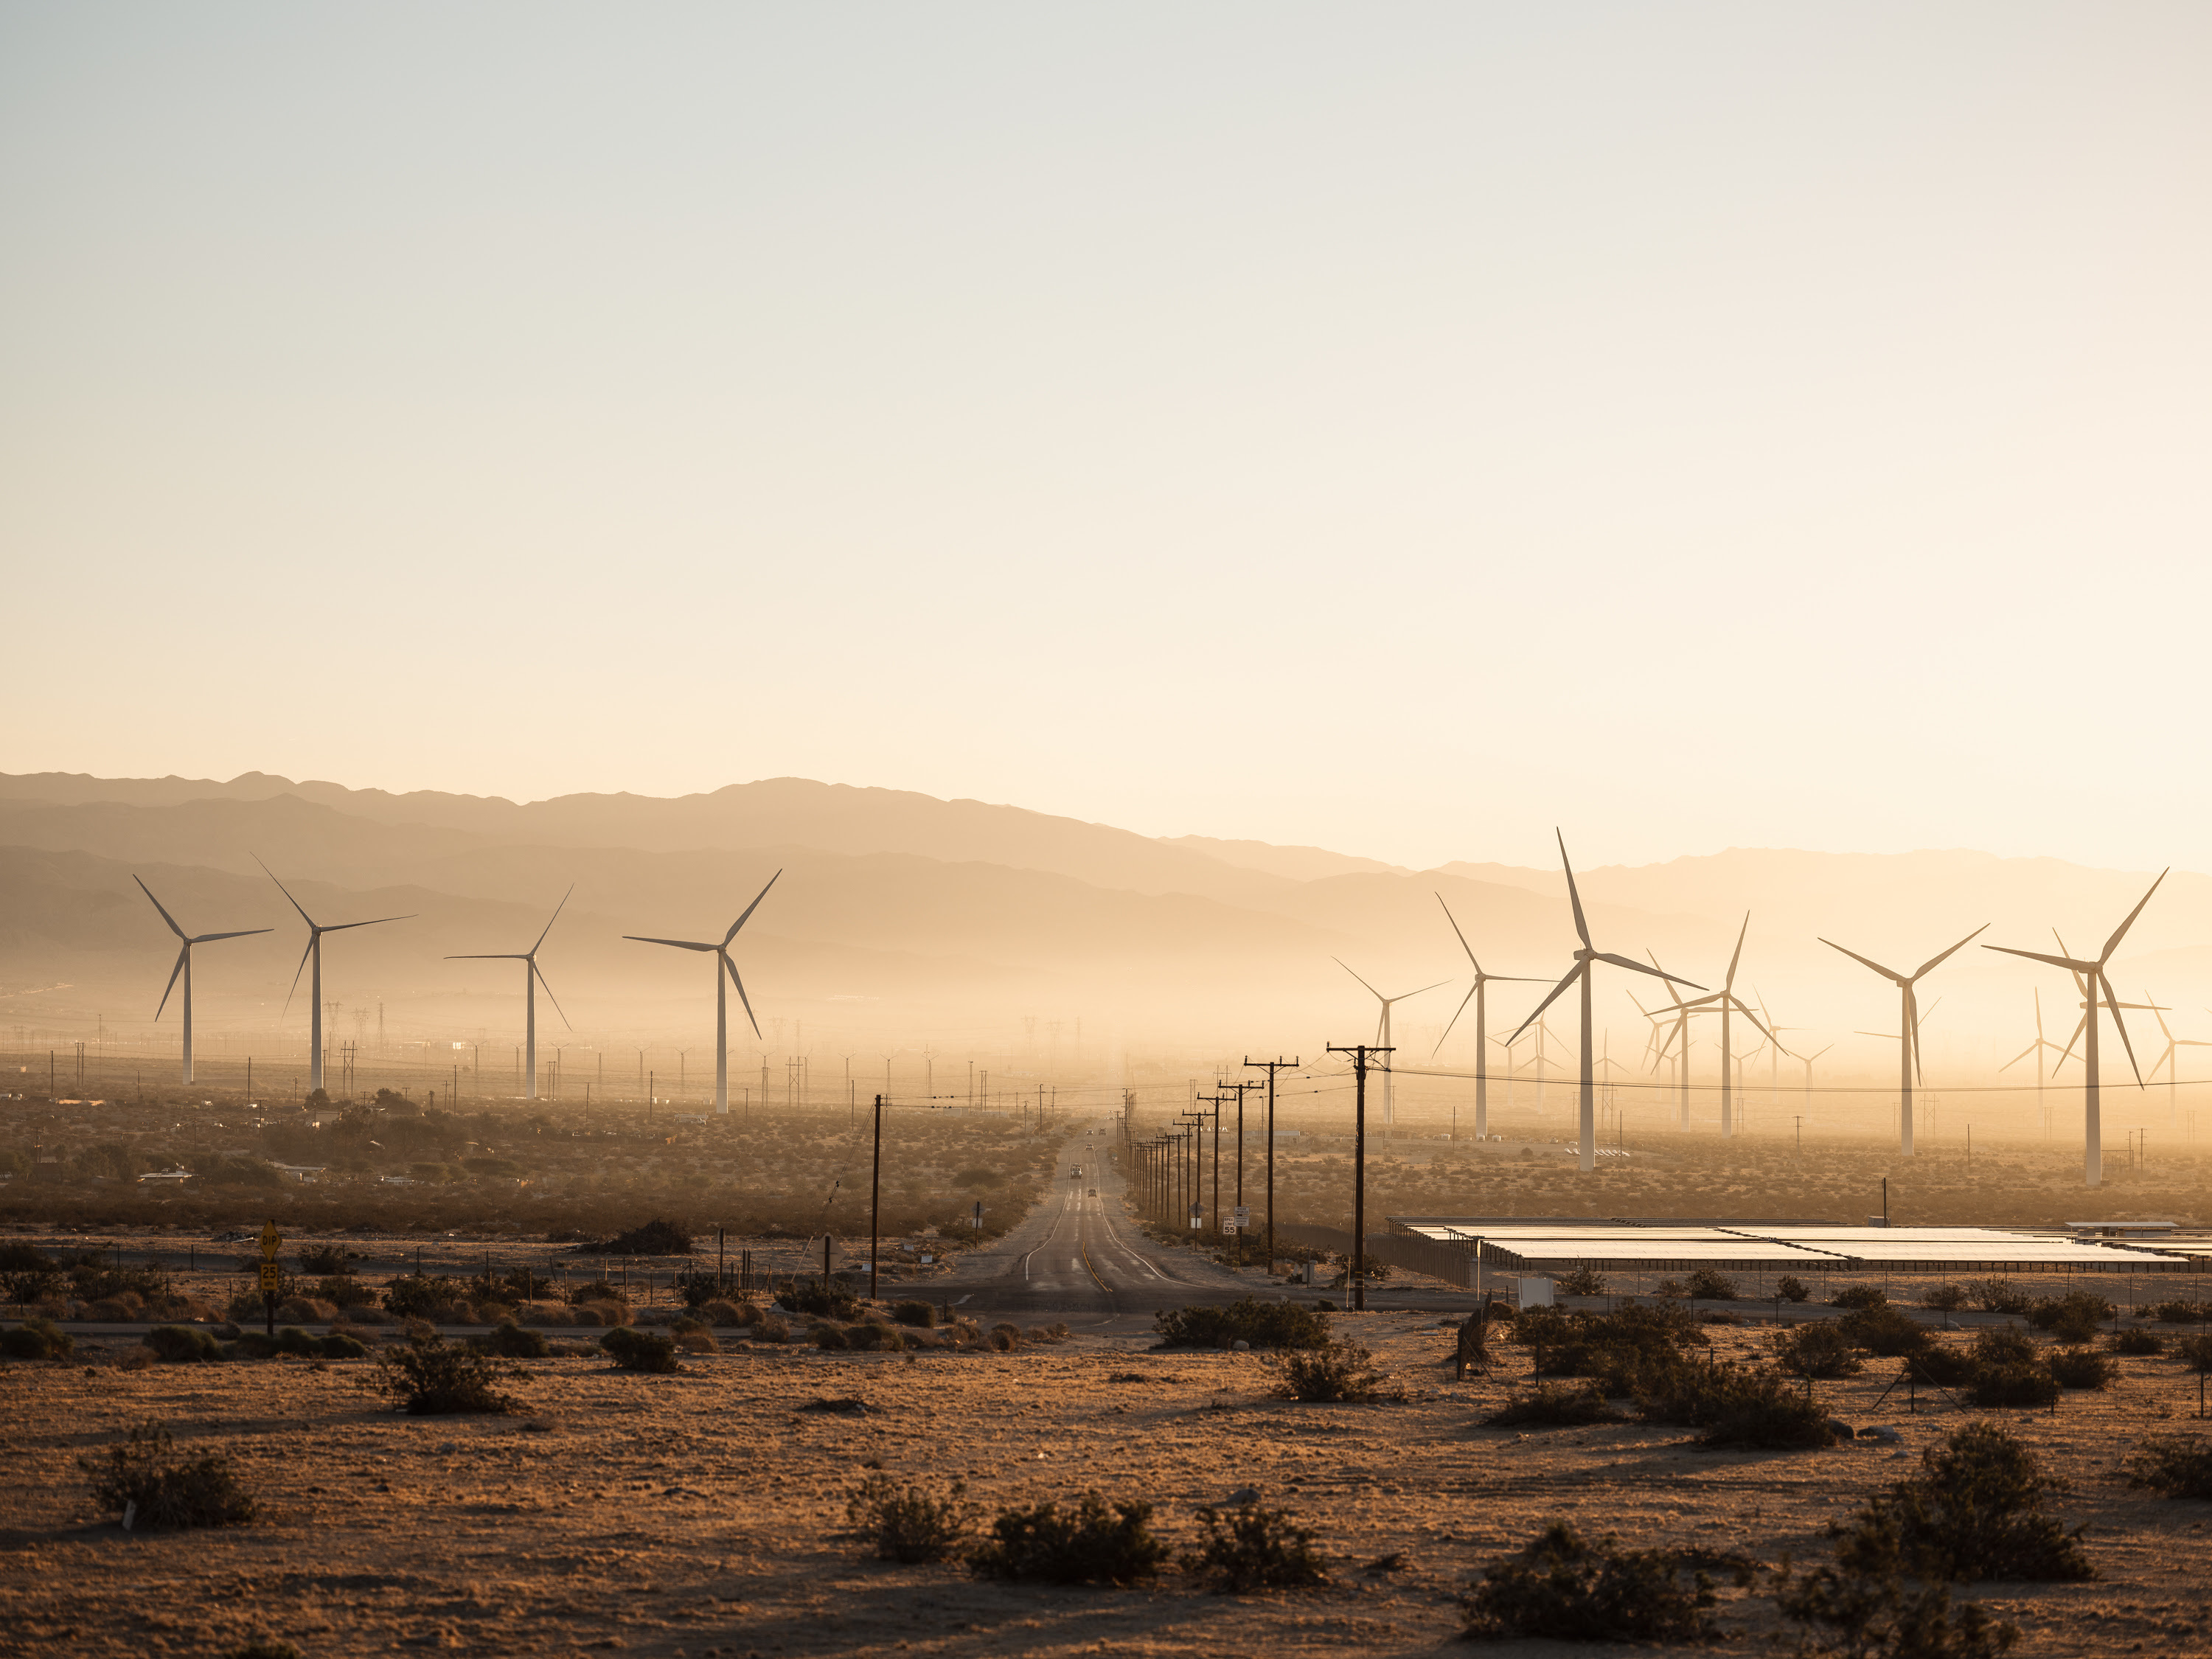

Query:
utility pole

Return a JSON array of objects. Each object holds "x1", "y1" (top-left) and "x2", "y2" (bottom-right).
[
  {"x1": 1216, "y1": 1077, "x2": 1257, "y2": 1264},
  {"x1": 1245, "y1": 1056, "x2": 1298, "y2": 1273},
  {"x1": 1326, "y1": 1043, "x2": 1388, "y2": 1312},
  {"x1": 869, "y1": 1093, "x2": 884, "y2": 1304}
]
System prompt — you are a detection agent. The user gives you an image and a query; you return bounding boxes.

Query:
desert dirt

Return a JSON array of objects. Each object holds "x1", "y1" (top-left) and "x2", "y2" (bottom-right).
[{"x1": 5, "y1": 1309, "x2": 2212, "y2": 1659}]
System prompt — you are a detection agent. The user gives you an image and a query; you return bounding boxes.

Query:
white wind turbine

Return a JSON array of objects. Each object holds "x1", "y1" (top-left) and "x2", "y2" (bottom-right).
[
  {"x1": 1510, "y1": 831, "x2": 1700, "y2": 1172},
  {"x1": 1987, "y1": 871, "x2": 2166, "y2": 1189},
  {"x1": 1999, "y1": 987, "x2": 2069, "y2": 1136},
  {"x1": 1431, "y1": 894, "x2": 1542, "y2": 1140},
  {"x1": 256, "y1": 856, "x2": 414, "y2": 1094},
  {"x1": 626, "y1": 871, "x2": 782, "y2": 1116},
  {"x1": 133, "y1": 877, "x2": 270, "y2": 1085},
  {"x1": 1669, "y1": 917, "x2": 1784, "y2": 1138},
  {"x1": 1822, "y1": 924, "x2": 1986, "y2": 1158},
  {"x1": 1335, "y1": 959, "x2": 1450, "y2": 1126},
  {"x1": 446, "y1": 886, "x2": 574, "y2": 1102},
  {"x1": 2142, "y1": 998, "x2": 2208, "y2": 1127}
]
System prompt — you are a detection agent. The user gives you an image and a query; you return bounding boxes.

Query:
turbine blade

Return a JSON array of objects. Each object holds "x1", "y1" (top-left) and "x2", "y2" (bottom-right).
[
  {"x1": 1810, "y1": 1044, "x2": 1833, "y2": 1061},
  {"x1": 1435, "y1": 893, "x2": 1479, "y2": 971},
  {"x1": 281, "y1": 937, "x2": 314, "y2": 1019},
  {"x1": 154, "y1": 943, "x2": 189, "y2": 1020},
  {"x1": 1820, "y1": 937, "x2": 1907, "y2": 984},
  {"x1": 723, "y1": 869, "x2": 784, "y2": 946},
  {"x1": 1732, "y1": 995, "x2": 1784, "y2": 1050},
  {"x1": 445, "y1": 953, "x2": 529, "y2": 960},
  {"x1": 1506, "y1": 965, "x2": 1582, "y2": 1044},
  {"x1": 535, "y1": 961, "x2": 572, "y2": 1031},
  {"x1": 724, "y1": 951, "x2": 761, "y2": 1039},
  {"x1": 1594, "y1": 951, "x2": 1703, "y2": 988},
  {"x1": 1998, "y1": 1040, "x2": 2037, "y2": 1072},
  {"x1": 323, "y1": 914, "x2": 414, "y2": 932},
  {"x1": 532, "y1": 883, "x2": 575, "y2": 955},
  {"x1": 1905, "y1": 987, "x2": 1924, "y2": 1087},
  {"x1": 190, "y1": 928, "x2": 272, "y2": 944},
  {"x1": 2102, "y1": 970, "x2": 2145, "y2": 1086},
  {"x1": 1390, "y1": 978, "x2": 1451, "y2": 1003},
  {"x1": 133, "y1": 876, "x2": 188, "y2": 940},
  {"x1": 2099, "y1": 869, "x2": 2169, "y2": 964},
  {"x1": 1723, "y1": 912, "x2": 1749, "y2": 990},
  {"x1": 1983, "y1": 945, "x2": 2096, "y2": 973},
  {"x1": 1335, "y1": 958, "x2": 1385, "y2": 1001},
  {"x1": 1555, "y1": 830, "x2": 1592, "y2": 950},
  {"x1": 625, "y1": 936, "x2": 717, "y2": 951},
  {"x1": 1910, "y1": 923, "x2": 1989, "y2": 981},
  {"x1": 2051, "y1": 1015, "x2": 2087, "y2": 1072},
  {"x1": 1433, "y1": 984, "x2": 1478, "y2": 1055},
  {"x1": 252, "y1": 853, "x2": 317, "y2": 928}
]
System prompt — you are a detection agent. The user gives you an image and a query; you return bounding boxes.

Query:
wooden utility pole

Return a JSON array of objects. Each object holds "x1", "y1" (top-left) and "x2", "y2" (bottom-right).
[
  {"x1": 1326, "y1": 1043, "x2": 1388, "y2": 1311},
  {"x1": 1215, "y1": 1078, "x2": 1257, "y2": 1263},
  {"x1": 869, "y1": 1093, "x2": 884, "y2": 1304},
  {"x1": 1244, "y1": 1056, "x2": 1299, "y2": 1270}
]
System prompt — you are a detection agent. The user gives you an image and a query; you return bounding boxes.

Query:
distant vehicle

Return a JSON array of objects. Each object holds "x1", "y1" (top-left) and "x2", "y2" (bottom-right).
[{"x1": 1071, "y1": 1166, "x2": 1082, "y2": 1178}]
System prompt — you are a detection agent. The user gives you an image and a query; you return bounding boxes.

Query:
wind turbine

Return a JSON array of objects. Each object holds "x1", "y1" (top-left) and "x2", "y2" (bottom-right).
[
  {"x1": 256, "y1": 856, "x2": 414, "y2": 1094},
  {"x1": 625, "y1": 871, "x2": 782, "y2": 1116},
  {"x1": 1509, "y1": 832, "x2": 1700, "y2": 1172},
  {"x1": 1986, "y1": 871, "x2": 2166, "y2": 1188},
  {"x1": 1821, "y1": 923, "x2": 1984, "y2": 1158},
  {"x1": 2142, "y1": 998, "x2": 2209, "y2": 1127},
  {"x1": 1641, "y1": 958, "x2": 1700, "y2": 1130},
  {"x1": 1335, "y1": 959, "x2": 1448, "y2": 1126},
  {"x1": 1998, "y1": 987, "x2": 2068, "y2": 1137},
  {"x1": 1798, "y1": 1043, "x2": 1833, "y2": 1104},
  {"x1": 1432, "y1": 895, "x2": 1541, "y2": 1140},
  {"x1": 133, "y1": 877, "x2": 270, "y2": 1085},
  {"x1": 1669, "y1": 917, "x2": 1784, "y2": 1137},
  {"x1": 446, "y1": 886, "x2": 573, "y2": 1102}
]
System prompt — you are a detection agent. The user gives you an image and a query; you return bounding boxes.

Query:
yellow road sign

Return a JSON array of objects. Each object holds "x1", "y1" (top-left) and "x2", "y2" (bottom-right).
[
  {"x1": 259, "y1": 1220, "x2": 282, "y2": 1260},
  {"x1": 258, "y1": 1262, "x2": 281, "y2": 1293}
]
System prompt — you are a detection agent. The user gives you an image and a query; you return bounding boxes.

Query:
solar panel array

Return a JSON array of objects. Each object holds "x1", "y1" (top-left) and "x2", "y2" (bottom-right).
[{"x1": 1390, "y1": 1217, "x2": 2202, "y2": 1274}]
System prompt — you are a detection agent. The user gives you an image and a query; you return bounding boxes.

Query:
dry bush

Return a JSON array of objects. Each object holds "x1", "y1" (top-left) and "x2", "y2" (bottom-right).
[
  {"x1": 1, "y1": 1317, "x2": 74, "y2": 1360},
  {"x1": 969, "y1": 1492, "x2": 1166, "y2": 1585},
  {"x1": 1832, "y1": 1284, "x2": 1888, "y2": 1311},
  {"x1": 81, "y1": 1421, "x2": 258, "y2": 1529},
  {"x1": 145, "y1": 1324, "x2": 223, "y2": 1363},
  {"x1": 1183, "y1": 1503, "x2": 1329, "y2": 1592},
  {"x1": 1922, "y1": 1283, "x2": 1969, "y2": 1312},
  {"x1": 517, "y1": 1301, "x2": 582, "y2": 1326},
  {"x1": 1634, "y1": 1357, "x2": 1837, "y2": 1449},
  {"x1": 813, "y1": 1322, "x2": 851, "y2": 1351},
  {"x1": 1154, "y1": 1298, "x2": 1330, "y2": 1351},
  {"x1": 844, "y1": 1321, "x2": 905, "y2": 1352},
  {"x1": 1775, "y1": 1275, "x2": 1811, "y2": 1303},
  {"x1": 372, "y1": 1337, "x2": 524, "y2": 1414},
  {"x1": 1274, "y1": 1340, "x2": 1395, "y2": 1403},
  {"x1": 674, "y1": 1326, "x2": 717, "y2": 1354},
  {"x1": 700, "y1": 1298, "x2": 752, "y2": 1326},
  {"x1": 891, "y1": 1300, "x2": 936, "y2": 1327},
  {"x1": 844, "y1": 1475, "x2": 975, "y2": 1562},
  {"x1": 2124, "y1": 1436, "x2": 2212, "y2": 1500},
  {"x1": 273, "y1": 1296, "x2": 338, "y2": 1324},
  {"x1": 1779, "y1": 1561, "x2": 2020, "y2": 1658},
  {"x1": 2109, "y1": 1328, "x2": 2163, "y2": 1357},
  {"x1": 1554, "y1": 1266, "x2": 1607, "y2": 1297},
  {"x1": 1964, "y1": 1278, "x2": 2032, "y2": 1315},
  {"x1": 116, "y1": 1345, "x2": 156, "y2": 1371},
  {"x1": 600, "y1": 1326, "x2": 681, "y2": 1373},
  {"x1": 2146, "y1": 1297, "x2": 2211, "y2": 1324},
  {"x1": 1837, "y1": 1305, "x2": 1931, "y2": 1359},
  {"x1": 1684, "y1": 1268, "x2": 1739, "y2": 1301},
  {"x1": 473, "y1": 1319, "x2": 549, "y2": 1359},
  {"x1": 1463, "y1": 1520, "x2": 1714, "y2": 1643},
  {"x1": 1964, "y1": 1327, "x2": 2059, "y2": 1408},
  {"x1": 1837, "y1": 1421, "x2": 2093, "y2": 1583},
  {"x1": 1773, "y1": 1320, "x2": 1865, "y2": 1380},
  {"x1": 1486, "y1": 1382, "x2": 1618, "y2": 1427},
  {"x1": 2027, "y1": 1292, "x2": 2111, "y2": 1344},
  {"x1": 755, "y1": 1314, "x2": 792, "y2": 1343},
  {"x1": 1026, "y1": 1322, "x2": 1071, "y2": 1344},
  {"x1": 2046, "y1": 1346, "x2": 2115, "y2": 1390},
  {"x1": 988, "y1": 1323, "x2": 1020, "y2": 1352}
]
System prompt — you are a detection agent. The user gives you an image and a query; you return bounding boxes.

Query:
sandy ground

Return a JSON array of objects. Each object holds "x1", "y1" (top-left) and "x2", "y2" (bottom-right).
[{"x1": 4, "y1": 1313, "x2": 2211, "y2": 1658}]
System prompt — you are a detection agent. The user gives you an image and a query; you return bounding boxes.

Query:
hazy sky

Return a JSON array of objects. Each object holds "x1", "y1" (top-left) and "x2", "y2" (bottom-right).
[{"x1": 5, "y1": 3, "x2": 2208, "y2": 872}]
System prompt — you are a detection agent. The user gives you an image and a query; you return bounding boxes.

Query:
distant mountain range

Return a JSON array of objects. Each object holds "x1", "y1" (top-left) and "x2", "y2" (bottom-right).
[{"x1": 4, "y1": 770, "x2": 2207, "y2": 1070}]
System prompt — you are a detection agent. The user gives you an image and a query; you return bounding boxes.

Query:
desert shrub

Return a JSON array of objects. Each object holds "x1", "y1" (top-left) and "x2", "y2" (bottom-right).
[
  {"x1": 2028, "y1": 1291, "x2": 2111, "y2": 1344},
  {"x1": 2180, "y1": 1334, "x2": 2212, "y2": 1372},
  {"x1": 1974, "y1": 1326, "x2": 2037, "y2": 1368},
  {"x1": 2146, "y1": 1297, "x2": 2211, "y2": 1324},
  {"x1": 674, "y1": 1326, "x2": 717, "y2": 1353},
  {"x1": 1905, "y1": 1343, "x2": 1978, "y2": 1388},
  {"x1": 891, "y1": 1299, "x2": 936, "y2": 1327},
  {"x1": 1774, "y1": 1320, "x2": 1865, "y2": 1380},
  {"x1": 1653, "y1": 1277, "x2": 1686, "y2": 1299},
  {"x1": 671, "y1": 1264, "x2": 729, "y2": 1307},
  {"x1": 1779, "y1": 1562, "x2": 2020, "y2": 1658},
  {"x1": 1833, "y1": 1285, "x2": 1888, "y2": 1311},
  {"x1": 145, "y1": 1324, "x2": 223, "y2": 1363},
  {"x1": 845, "y1": 1321, "x2": 905, "y2": 1352},
  {"x1": 1838, "y1": 1421, "x2": 2093, "y2": 1583},
  {"x1": 1685, "y1": 1268, "x2": 1739, "y2": 1301},
  {"x1": 317, "y1": 1275, "x2": 380, "y2": 1310},
  {"x1": 779, "y1": 1277, "x2": 861, "y2": 1321},
  {"x1": 273, "y1": 1297, "x2": 338, "y2": 1324},
  {"x1": 116, "y1": 1346, "x2": 156, "y2": 1371},
  {"x1": 1275, "y1": 1340, "x2": 1395, "y2": 1403},
  {"x1": 2123, "y1": 1436, "x2": 2212, "y2": 1500},
  {"x1": 1027, "y1": 1322, "x2": 1071, "y2": 1344},
  {"x1": 0, "y1": 1260, "x2": 65, "y2": 1303},
  {"x1": 81, "y1": 1421, "x2": 258, "y2": 1530},
  {"x1": 296, "y1": 1243, "x2": 355, "y2": 1275},
  {"x1": 382, "y1": 1273, "x2": 467, "y2": 1319},
  {"x1": 1153, "y1": 1298, "x2": 1331, "y2": 1351},
  {"x1": 699, "y1": 1298, "x2": 752, "y2": 1326},
  {"x1": 813, "y1": 1322, "x2": 851, "y2": 1350},
  {"x1": 229, "y1": 1327, "x2": 366, "y2": 1360},
  {"x1": 1487, "y1": 1382, "x2": 1618, "y2": 1427},
  {"x1": 1528, "y1": 1303, "x2": 1703, "y2": 1385},
  {"x1": 1635, "y1": 1358, "x2": 1837, "y2": 1449},
  {"x1": 474, "y1": 1319, "x2": 549, "y2": 1359},
  {"x1": 1, "y1": 1317, "x2": 74, "y2": 1360},
  {"x1": 1838, "y1": 1304, "x2": 1932, "y2": 1359},
  {"x1": 1963, "y1": 1278, "x2": 2033, "y2": 1315},
  {"x1": 2046, "y1": 1347, "x2": 2115, "y2": 1390},
  {"x1": 600, "y1": 1326, "x2": 681, "y2": 1373},
  {"x1": 1555, "y1": 1266, "x2": 1607, "y2": 1297},
  {"x1": 1963, "y1": 1328, "x2": 2057, "y2": 1407},
  {"x1": 568, "y1": 1279, "x2": 625, "y2": 1306},
  {"x1": 602, "y1": 1217, "x2": 693, "y2": 1256},
  {"x1": 372, "y1": 1337, "x2": 524, "y2": 1414},
  {"x1": 845, "y1": 1474, "x2": 975, "y2": 1562},
  {"x1": 1183, "y1": 1503, "x2": 1328, "y2": 1592},
  {"x1": 2109, "y1": 1328, "x2": 2163, "y2": 1356},
  {"x1": 0, "y1": 1242, "x2": 51, "y2": 1271},
  {"x1": 1462, "y1": 1520, "x2": 1714, "y2": 1643},
  {"x1": 1922, "y1": 1283, "x2": 1968, "y2": 1312},
  {"x1": 1776, "y1": 1275, "x2": 1811, "y2": 1303},
  {"x1": 755, "y1": 1314, "x2": 792, "y2": 1343},
  {"x1": 969, "y1": 1492, "x2": 1166, "y2": 1585},
  {"x1": 988, "y1": 1323, "x2": 1020, "y2": 1352}
]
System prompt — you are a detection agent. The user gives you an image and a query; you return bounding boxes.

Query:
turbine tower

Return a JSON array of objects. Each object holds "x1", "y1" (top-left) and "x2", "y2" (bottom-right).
[
  {"x1": 133, "y1": 877, "x2": 270, "y2": 1085},
  {"x1": 1986, "y1": 870, "x2": 2166, "y2": 1188},
  {"x1": 1998, "y1": 987, "x2": 2068, "y2": 1136},
  {"x1": 446, "y1": 886, "x2": 574, "y2": 1102},
  {"x1": 1821, "y1": 923, "x2": 1986, "y2": 1157},
  {"x1": 1432, "y1": 894, "x2": 1540, "y2": 1140},
  {"x1": 1669, "y1": 917, "x2": 1783, "y2": 1137},
  {"x1": 626, "y1": 870, "x2": 782, "y2": 1116},
  {"x1": 1509, "y1": 831, "x2": 1699, "y2": 1172},
  {"x1": 257, "y1": 856, "x2": 414, "y2": 1094},
  {"x1": 1335, "y1": 959, "x2": 1448, "y2": 1126}
]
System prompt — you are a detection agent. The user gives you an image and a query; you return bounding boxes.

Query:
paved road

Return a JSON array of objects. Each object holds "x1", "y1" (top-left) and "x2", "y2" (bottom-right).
[{"x1": 933, "y1": 1121, "x2": 1274, "y2": 1332}]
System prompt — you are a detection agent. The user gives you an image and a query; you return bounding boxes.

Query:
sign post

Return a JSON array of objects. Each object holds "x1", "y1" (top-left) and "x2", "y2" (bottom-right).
[{"x1": 258, "y1": 1219, "x2": 282, "y2": 1336}]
